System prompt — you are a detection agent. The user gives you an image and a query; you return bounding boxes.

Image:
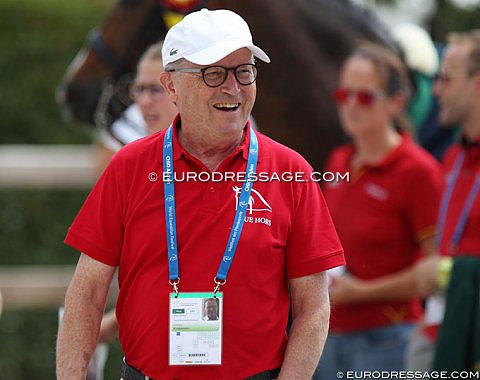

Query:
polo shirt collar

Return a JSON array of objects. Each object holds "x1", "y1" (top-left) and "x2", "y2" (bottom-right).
[
  {"x1": 350, "y1": 133, "x2": 410, "y2": 171},
  {"x1": 165, "y1": 115, "x2": 257, "y2": 163}
]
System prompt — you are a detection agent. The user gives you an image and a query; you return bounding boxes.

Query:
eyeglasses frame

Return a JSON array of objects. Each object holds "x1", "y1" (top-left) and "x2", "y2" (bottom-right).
[
  {"x1": 332, "y1": 87, "x2": 387, "y2": 107},
  {"x1": 165, "y1": 63, "x2": 258, "y2": 88}
]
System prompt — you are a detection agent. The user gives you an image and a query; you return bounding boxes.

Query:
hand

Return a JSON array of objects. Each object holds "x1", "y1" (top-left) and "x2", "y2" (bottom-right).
[
  {"x1": 329, "y1": 274, "x2": 366, "y2": 305},
  {"x1": 413, "y1": 255, "x2": 441, "y2": 297}
]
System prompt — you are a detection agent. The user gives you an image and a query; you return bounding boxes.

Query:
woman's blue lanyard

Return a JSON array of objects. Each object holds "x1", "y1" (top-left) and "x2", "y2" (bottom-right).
[
  {"x1": 436, "y1": 149, "x2": 480, "y2": 254},
  {"x1": 162, "y1": 125, "x2": 258, "y2": 295}
]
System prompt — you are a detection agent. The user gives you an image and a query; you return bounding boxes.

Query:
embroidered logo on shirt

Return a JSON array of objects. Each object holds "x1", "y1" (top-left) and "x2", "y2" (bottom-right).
[
  {"x1": 233, "y1": 186, "x2": 272, "y2": 226},
  {"x1": 364, "y1": 182, "x2": 389, "y2": 201}
]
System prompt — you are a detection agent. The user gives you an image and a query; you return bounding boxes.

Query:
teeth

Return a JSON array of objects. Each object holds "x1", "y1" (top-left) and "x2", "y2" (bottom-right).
[{"x1": 215, "y1": 103, "x2": 239, "y2": 109}]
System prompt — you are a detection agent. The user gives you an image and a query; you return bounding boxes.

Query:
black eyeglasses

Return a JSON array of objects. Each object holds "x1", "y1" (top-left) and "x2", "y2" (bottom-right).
[
  {"x1": 332, "y1": 87, "x2": 386, "y2": 107},
  {"x1": 166, "y1": 63, "x2": 258, "y2": 88}
]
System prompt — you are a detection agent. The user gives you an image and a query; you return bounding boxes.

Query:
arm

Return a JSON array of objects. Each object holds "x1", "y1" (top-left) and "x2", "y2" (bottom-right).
[
  {"x1": 330, "y1": 236, "x2": 439, "y2": 305},
  {"x1": 278, "y1": 272, "x2": 330, "y2": 380},
  {"x1": 56, "y1": 253, "x2": 116, "y2": 380}
]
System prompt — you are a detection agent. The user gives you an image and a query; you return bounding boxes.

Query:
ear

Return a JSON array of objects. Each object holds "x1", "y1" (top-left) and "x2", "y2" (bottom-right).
[{"x1": 160, "y1": 71, "x2": 178, "y2": 103}]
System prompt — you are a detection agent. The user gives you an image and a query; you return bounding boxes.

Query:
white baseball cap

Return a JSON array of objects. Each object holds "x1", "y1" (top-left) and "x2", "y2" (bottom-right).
[{"x1": 162, "y1": 8, "x2": 270, "y2": 67}]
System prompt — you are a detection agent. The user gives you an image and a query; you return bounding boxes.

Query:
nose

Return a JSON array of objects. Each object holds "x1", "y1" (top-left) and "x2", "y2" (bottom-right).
[
  {"x1": 221, "y1": 70, "x2": 240, "y2": 94},
  {"x1": 432, "y1": 79, "x2": 442, "y2": 97}
]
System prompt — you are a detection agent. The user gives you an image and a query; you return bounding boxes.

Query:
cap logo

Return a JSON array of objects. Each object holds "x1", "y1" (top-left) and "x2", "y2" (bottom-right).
[{"x1": 169, "y1": 48, "x2": 178, "y2": 56}]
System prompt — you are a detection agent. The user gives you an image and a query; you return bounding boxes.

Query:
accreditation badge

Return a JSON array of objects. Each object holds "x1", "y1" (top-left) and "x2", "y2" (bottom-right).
[{"x1": 169, "y1": 292, "x2": 223, "y2": 365}]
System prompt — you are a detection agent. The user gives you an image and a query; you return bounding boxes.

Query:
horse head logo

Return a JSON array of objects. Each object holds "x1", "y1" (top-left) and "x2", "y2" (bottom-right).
[{"x1": 232, "y1": 186, "x2": 272, "y2": 215}]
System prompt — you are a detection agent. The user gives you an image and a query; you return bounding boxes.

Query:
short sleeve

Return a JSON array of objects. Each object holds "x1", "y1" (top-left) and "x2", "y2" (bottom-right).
[
  {"x1": 285, "y1": 165, "x2": 345, "y2": 279},
  {"x1": 405, "y1": 163, "x2": 443, "y2": 242},
  {"x1": 64, "y1": 157, "x2": 126, "y2": 266}
]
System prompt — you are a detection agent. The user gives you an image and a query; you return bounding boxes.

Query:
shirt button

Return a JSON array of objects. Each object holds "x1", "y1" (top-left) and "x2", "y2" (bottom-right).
[{"x1": 209, "y1": 187, "x2": 215, "y2": 193}]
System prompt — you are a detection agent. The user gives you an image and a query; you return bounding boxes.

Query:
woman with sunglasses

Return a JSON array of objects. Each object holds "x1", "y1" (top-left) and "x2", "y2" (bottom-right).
[{"x1": 314, "y1": 43, "x2": 443, "y2": 378}]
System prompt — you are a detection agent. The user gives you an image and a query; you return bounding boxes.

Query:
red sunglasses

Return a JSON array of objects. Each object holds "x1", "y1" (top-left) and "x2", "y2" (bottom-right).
[{"x1": 332, "y1": 87, "x2": 385, "y2": 107}]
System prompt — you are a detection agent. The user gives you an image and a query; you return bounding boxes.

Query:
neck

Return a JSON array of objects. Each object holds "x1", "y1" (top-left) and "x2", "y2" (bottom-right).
[
  {"x1": 177, "y1": 123, "x2": 245, "y2": 171},
  {"x1": 352, "y1": 126, "x2": 401, "y2": 168},
  {"x1": 460, "y1": 105, "x2": 480, "y2": 141},
  {"x1": 462, "y1": 122, "x2": 480, "y2": 142}
]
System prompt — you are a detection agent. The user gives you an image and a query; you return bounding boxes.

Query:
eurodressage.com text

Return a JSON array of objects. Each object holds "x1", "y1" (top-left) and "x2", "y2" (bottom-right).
[
  {"x1": 161, "y1": 171, "x2": 350, "y2": 183},
  {"x1": 338, "y1": 370, "x2": 480, "y2": 379}
]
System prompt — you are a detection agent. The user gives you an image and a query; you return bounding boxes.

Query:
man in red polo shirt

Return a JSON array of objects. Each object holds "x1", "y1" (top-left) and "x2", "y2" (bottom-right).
[
  {"x1": 432, "y1": 30, "x2": 480, "y2": 371},
  {"x1": 56, "y1": 9, "x2": 345, "y2": 380},
  {"x1": 407, "y1": 29, "x2": 480, "y2": 372}
]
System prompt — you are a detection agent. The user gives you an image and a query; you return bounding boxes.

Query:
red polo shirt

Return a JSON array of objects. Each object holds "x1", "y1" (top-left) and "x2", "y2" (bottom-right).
[
  {"x1": 438, "y1": 138, "x2": 480, "y2": 257},
  {"x1": 423, "y1": 137, "x2": 480, "y2": 342},
  {"x1": 324, "y1": 135, "x2": 442, "y2": 332},
  {"x1": 65, "y1": 119, "x2": 345, "y2": 379}
]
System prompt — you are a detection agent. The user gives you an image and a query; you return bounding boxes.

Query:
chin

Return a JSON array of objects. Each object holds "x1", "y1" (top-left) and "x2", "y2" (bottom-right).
[{"x1": 343, "y1": 124, "x2": 365, "y2": 136}]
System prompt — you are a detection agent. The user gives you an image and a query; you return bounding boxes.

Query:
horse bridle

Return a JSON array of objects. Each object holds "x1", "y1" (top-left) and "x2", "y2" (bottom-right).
[
  {"x1": 89, "y1": 0, "x2": 206, "y2": 129},
  {"x1": 85, "y1": 0, "x2": 206, "y2": 78},
  {"x1": 85, "y1": 1, "x2": 165, "y2": 78},
  {"x1": 86, "y1": 28, "x2": 124, "y2": 75}
]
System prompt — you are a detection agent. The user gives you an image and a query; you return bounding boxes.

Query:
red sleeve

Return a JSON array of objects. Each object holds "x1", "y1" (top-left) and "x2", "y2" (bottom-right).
[
  {"x1": 285, "y1": 165, "x2": 345, "y2": 279},
  {"x1": 64, "y1": 156, "x2": 126, "y2": 266},
  {"x1": 405, "y1": 159, "x2": 444, "y2": 242}
]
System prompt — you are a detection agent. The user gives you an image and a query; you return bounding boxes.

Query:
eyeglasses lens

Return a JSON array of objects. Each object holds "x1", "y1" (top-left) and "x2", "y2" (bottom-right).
[
  {"x1": 202, "y1": 64, "x2": 257, "y2": 87},
  {"x1": 130, "y1": 84, "x2": 165, "y2": 99},
  {"x1": 332, "y1": 88, "x2": 377, "y2": 107},
  {"x1": 333, "y1": 88, "x2": 349, "y2": 104},
  {"x1": 434, "y1": 73, "x2": 450, "y2": 84},
  {"x1": 356, "y1": 91, "x2": 375, "y2": 106}
]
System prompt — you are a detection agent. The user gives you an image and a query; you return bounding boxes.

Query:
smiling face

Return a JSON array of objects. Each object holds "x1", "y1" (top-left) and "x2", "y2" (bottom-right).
[
  {"x1": 134, "y1": 59, "x2": 178, "y2": 134},
  {"x1": 161, "y1": 48, "x2": 256, "y2": 140}
]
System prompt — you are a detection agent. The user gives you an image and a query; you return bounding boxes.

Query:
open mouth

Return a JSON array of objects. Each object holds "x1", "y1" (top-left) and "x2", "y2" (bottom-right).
[{"x1": 213, "y1": 102, "x2": 240, "y2": 112}]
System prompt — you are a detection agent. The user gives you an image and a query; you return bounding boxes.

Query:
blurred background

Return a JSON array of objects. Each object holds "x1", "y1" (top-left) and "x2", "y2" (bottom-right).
[{"x1": 0, "y1": 0, "x2": 479, "y2": 378}]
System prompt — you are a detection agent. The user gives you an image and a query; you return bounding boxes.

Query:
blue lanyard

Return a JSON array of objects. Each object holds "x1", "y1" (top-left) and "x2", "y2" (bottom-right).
[
  {"x1": 436, "y1": 150, "x2": 480, "y2": 252},
  {"x1": 163, "y1": 125, "x2": 258, "y2": 290}
]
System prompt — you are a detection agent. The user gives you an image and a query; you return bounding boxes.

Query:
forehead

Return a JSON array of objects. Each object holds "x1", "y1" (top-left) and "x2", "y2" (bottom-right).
[
  {"x1": 442, "y1": 43, "x2": 471, "y2": 72},
  {"x1": 340, "y1": 56, "x2": 382, "y2": 87},
  {"x1": 136, "y1": 60, "x2": 164, "y2": 80}
]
